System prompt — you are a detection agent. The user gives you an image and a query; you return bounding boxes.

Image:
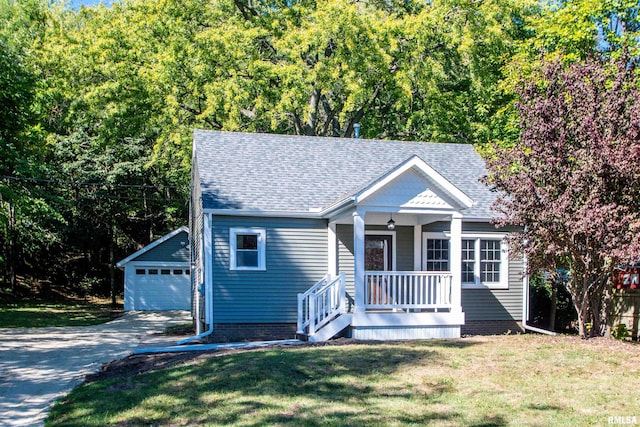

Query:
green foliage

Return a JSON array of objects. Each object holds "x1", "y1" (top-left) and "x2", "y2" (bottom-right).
[
  {"x1": 611, "y1": 323, "x2": 631, "y2": 340},
  {"x1": 0, "y1": 300, "x2": 121, "y2": 328},
  {"x1": 4, "y1": 0, "x2": 636, "y2": 296}
]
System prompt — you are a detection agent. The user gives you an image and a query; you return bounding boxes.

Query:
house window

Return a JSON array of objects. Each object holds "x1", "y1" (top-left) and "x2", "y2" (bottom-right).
[
  {"x1": 425, "y1": 239, "x2": 449, "y2": 271},
  {"x1": 462, "y1": 237, "x2": 507, "y2": 289},
  {"x1": 480, "y1": 240, "x2": 501, "y2": 283},
  {"x1": 230, "y1": 228, "x2": 266, "y2": 271},
  {"x1": 461, "y1": 239, "x2": 475, "y2": 283},
  {"x1": 423, "y1": 233, "x2": 508, "y2": 289}
]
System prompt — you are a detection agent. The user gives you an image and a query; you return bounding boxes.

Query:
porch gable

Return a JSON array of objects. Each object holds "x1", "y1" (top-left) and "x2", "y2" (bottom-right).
[{"x1": 353, "y1": 155, "x2": 474, "y2": 212}]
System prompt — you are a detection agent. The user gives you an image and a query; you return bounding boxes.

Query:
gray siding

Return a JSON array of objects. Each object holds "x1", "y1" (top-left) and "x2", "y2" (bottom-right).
[
  {"x1": 212, "y1": 216, "x2": 328, "y2": 323},
  {"x1": 462, "y1": 256, "x2": 524, "y2": 321},
  {"x1": 136, "y1": 231, "x2": 190, "y2": 263},
  {"x1": 337, "y1": 224, "x2": 355, "y2": 296}
]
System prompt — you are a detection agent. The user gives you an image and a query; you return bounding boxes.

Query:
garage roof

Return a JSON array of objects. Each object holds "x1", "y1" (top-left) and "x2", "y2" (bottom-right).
[{"x1": 116, "y1": 227, "x2": 189, "y2": 268}]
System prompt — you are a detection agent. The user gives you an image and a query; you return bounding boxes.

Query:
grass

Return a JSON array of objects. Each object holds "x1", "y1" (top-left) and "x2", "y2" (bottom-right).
[
  {"x1": 46, "y1": 335, "x2": 640, "y2": 426},
  {"x1": 0, "y1": 298, "x2": 122, "y2": 328}
]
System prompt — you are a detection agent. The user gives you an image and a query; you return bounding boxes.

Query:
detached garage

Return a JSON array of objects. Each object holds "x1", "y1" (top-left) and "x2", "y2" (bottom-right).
[{"x1": 116, "y1": 226, "x2": 191, "y2": 311}]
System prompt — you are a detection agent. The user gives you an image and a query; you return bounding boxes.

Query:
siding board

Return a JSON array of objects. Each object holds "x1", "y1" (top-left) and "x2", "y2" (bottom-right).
[{"x1": 212, "y1": 216, "x2": 328, "y2": 323}]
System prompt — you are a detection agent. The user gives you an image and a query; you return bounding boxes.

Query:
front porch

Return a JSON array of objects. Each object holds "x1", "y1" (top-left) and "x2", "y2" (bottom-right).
[
  {"x1": 298, "y1": 156, "x2": 474, "y2": 341},
  {"x1": 297, "y1": 268, "x2": 464, "y2": 341},
  {"x1": 297, "y1": 210, "x2": 467, "y2": 341}
]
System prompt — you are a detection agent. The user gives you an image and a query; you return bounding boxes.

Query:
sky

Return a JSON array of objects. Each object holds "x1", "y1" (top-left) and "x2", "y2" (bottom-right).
[{"x1": 69, "y1": 0, "x2": 113, "y2": 9}]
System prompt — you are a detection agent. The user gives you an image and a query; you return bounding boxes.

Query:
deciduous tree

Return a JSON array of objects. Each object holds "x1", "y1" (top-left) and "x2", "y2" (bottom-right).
[{"x1": 486, "y1": 57, "x2": 640, "y2": 338}]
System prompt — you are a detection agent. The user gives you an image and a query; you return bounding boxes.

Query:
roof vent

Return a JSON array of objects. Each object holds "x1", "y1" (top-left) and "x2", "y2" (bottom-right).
[{"x1": 354, "y1": 123, "x2": 361, "y2": 139}]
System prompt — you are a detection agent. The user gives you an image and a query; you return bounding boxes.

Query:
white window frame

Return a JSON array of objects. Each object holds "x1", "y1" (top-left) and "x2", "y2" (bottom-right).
[
  {"x1": 460, "y1": 234, "x2": 509, "y2": 290},
  {"x1": 422, "y1": 232, "x2": 509, "y2": 289},
  {"x1": 230, "y1": 228, "x2": 266, "y2": 271},
  {"x1": 422, "y1": 232, "x2": 451, "y2": 272}
]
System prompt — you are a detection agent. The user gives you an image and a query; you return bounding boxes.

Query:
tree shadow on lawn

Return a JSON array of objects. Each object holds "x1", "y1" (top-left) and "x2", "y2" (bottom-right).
[{"x1": 52, "y1": 341, "x2": 484, "y2": 426}]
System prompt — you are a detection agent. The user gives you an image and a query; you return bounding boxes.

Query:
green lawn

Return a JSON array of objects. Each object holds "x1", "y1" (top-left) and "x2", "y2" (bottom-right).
[
  {"x1": 0, "y1": 300, "x2": 122, "y2": 328},
  {"x1": 47, "y1": 335, "x2": 639, "y2": 426}
]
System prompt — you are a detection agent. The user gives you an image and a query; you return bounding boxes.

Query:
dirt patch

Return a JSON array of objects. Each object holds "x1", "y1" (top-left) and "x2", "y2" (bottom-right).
[{"x1": 85, "y1": 352, "x2": 216, "y2": 383}]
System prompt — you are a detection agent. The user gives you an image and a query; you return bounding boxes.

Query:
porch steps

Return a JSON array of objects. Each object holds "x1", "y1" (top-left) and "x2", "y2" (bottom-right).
[{"x1": 307, "y1": 313, "x2": 352, "y2": 342}]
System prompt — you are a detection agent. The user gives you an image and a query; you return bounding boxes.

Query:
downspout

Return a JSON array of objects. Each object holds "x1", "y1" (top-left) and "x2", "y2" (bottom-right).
[
  {"x1": 522, "y1": 254, "x2": 557, "y2": 336},
  {"x1": 179, "y1": 212, "x2": 215, "y2": 344}
]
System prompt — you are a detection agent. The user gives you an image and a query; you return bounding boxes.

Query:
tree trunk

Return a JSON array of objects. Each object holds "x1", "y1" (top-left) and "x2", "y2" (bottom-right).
[
  {"x1": 549, "y1": 279, "x2": 558, "y2": 332},
  {"x1": 7, "y1": 202, "x2": 16, "y2": 293},
  {"x1": 109, "y1": 219, "x2": 116, "y2": 308}
]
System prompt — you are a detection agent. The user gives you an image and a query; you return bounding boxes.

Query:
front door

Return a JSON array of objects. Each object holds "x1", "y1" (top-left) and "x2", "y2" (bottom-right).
[
  {"x1": 365, "y1": 235, "x2": 392, "y2": 271},
  {"x1": 365, "y1": 235, "x2": 393, "y2": 305}
]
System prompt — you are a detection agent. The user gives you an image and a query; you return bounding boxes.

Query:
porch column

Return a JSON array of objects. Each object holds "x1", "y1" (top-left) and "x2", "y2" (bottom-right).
[
  {"x1": 414, "y1": 224, "x2": 422, "y2": 270},
  {"x1": 353, "y1": 210, "x2": 365, "y2": 313},
  {"x1": 450, "y1": 213, "x2": 463, "y2": 312}
]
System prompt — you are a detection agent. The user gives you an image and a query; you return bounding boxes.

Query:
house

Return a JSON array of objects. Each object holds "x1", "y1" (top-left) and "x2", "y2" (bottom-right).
[
  {"x1": 116, "y1": 227, "x2": 191, "y2": 311},
  {"x1": 186, "y1": 130, "x2": 526, "y2": 343}
]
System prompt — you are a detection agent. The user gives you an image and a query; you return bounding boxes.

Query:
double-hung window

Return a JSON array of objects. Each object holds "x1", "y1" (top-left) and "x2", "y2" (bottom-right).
[
  {"x1": 230, "y1": 228, "x2": 266, "y2": 271},
  {"x1": 425, "y1": 237, "x2": 450, "y2": 271},
  {"x1": 424, "y1": 233, "x2": 508, "y2": 289},
  {"x1": 461, "y1": 236, "x2": 507, "y2": 289}
]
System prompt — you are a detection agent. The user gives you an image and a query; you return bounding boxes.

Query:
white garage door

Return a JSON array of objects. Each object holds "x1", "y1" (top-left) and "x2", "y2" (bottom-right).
[{"x1": 128, "y1": 265, "x2": 191, "y2": 311}]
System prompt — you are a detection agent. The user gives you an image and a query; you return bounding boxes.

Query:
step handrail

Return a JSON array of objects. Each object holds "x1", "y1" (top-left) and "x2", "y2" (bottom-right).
[{"x1": 297, "y1": 272, "x2": 346, "y2": 336}]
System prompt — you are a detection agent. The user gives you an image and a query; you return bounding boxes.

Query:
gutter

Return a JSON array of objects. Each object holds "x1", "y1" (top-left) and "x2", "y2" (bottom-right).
[
  {"x1": 178, "y1": 212, "x2": 215, "y2": 344},
  {"x1": 522, "y1": 255, "x2": 558, "y2": 336}
]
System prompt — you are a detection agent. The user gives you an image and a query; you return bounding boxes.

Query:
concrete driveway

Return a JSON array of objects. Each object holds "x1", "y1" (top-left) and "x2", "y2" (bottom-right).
[{"x1": 0, "y1": 310, "x2": 192, "y2": 427}]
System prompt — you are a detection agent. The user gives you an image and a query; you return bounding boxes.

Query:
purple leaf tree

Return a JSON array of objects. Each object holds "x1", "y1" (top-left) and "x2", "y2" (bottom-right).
[{"x1": 486, "y1": 57, "x2": 640, "y2": 338}]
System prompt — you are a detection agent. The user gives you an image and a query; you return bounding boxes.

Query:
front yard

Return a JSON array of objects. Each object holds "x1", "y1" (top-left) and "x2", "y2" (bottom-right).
[
  {"x1": 0, "y1": 299, "x2": 122, "y2": 328},
  {"x1": 47, "y1": 335, "x2": 639, "y2": 426}
]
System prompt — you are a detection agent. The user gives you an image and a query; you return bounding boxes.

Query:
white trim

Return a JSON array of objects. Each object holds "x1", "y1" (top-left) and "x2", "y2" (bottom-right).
[
  {"x1": 352, "y1": 311, "x2": 465, "y2": 327},
  {"x1": 229, "y1": 227, "x2": 267, "y2": 271},
  {"x1": 116, "y1": 226, "x2": 189, "y2": 268},
  {"x1": 365, "y1": 230, "x2": 397, "y2": 271},
  {"x1": 205, "y1": 208, "x2": 324, "y2": 218},
  {"x1": 127, "y1": 261, "x2": 190, "y2": 268},
  {"x1": 354, "y1": 156, "x2": 474, "y2": 209},
  {"x1": 204, "y1": 207, "x2": 498, "y2": 223}
]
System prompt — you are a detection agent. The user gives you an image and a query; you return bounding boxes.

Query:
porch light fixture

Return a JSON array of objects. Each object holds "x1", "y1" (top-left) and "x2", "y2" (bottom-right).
[{"x1": 387, "y1": 214, "x2": 396, "y2": 230}]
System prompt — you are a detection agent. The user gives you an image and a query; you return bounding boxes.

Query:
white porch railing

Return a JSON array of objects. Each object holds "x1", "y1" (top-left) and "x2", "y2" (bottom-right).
[
  {"x1": 297, "y1": 272, "x2": 346, "y2": 336},
  {"x1": 365, "y1": 271, "x2": 452, "y2": 310}
]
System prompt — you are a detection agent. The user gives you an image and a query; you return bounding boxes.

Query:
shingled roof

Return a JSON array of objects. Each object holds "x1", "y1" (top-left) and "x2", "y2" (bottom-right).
[{"x1": 193, "y1": 130, "x2": 497, "y2": 219}]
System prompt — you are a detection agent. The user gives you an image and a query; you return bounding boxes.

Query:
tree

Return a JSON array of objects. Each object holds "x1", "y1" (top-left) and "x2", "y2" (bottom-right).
[{"x1": 485, "y1": 57, "x2": 640, "y2": 338}]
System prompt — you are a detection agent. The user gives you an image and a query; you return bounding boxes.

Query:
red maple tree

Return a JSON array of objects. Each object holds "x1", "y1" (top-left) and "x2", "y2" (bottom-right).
[{"x1": 486, "y1": 57, "x2": 640, "y2": 338}]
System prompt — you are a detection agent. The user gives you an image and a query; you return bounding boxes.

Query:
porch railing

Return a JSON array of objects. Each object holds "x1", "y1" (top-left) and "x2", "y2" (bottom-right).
[
  {"x1": 297, "y1": 272, "x2": 346, "y2": 336},
  {"x1": 365, "y1": 271, "x2": 452, "y2": 310}
]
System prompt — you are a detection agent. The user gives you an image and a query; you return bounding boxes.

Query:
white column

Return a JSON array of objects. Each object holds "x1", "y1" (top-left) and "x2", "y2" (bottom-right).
[
  {"x1": 353, "y1": 210, "x2": 366, "y2": 313},
  {"x1": 328, "y1": 222, "x2": 338, "y2": 277},
  {"x1": 450, "y1": 213, "x2": 463, "y2": 312},
  {"x1": 414, "y1": 223, "x2": 422, "y2": 270}
]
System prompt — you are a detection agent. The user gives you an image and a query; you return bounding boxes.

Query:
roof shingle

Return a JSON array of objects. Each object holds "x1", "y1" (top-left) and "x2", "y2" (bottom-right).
[{"x1": 194, "y1": 130, "x2": 497, "y2": 219}]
